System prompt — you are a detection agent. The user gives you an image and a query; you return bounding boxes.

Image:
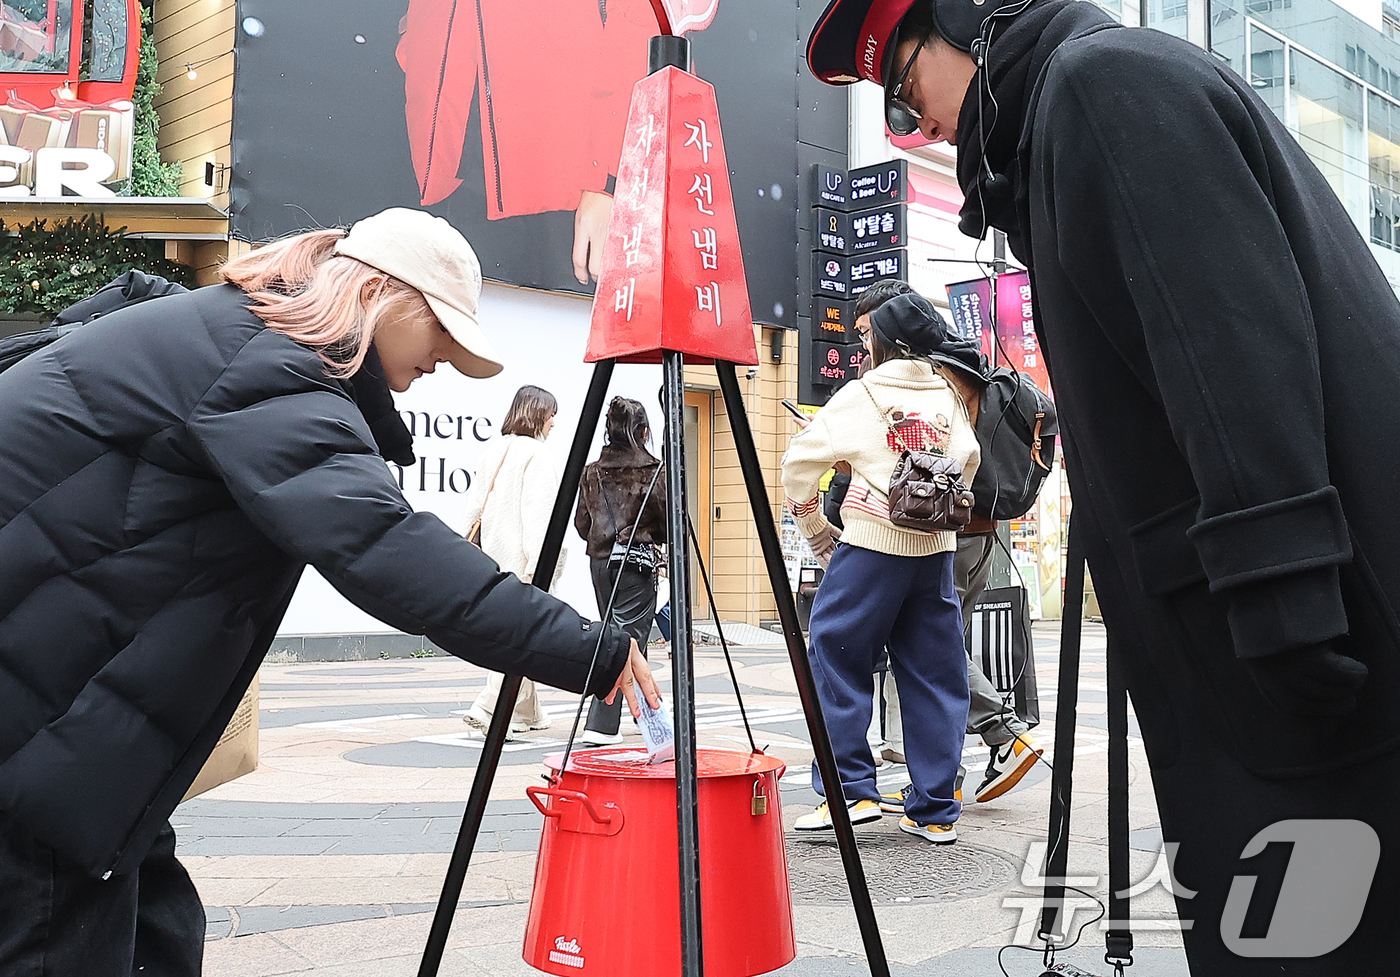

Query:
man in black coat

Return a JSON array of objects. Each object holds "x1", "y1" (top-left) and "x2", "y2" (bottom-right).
[
  {"x1": 0, "y1": 211, "x2": 653, "y2": 974},
  {"x1": 809, "y1": 0, "x2": 1398, "y2": 972}
]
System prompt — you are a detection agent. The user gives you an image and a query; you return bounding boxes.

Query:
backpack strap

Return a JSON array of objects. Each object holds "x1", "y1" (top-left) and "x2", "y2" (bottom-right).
[{"x1": 1031, "y1": 413, "x2": 1052, "y2": 472}]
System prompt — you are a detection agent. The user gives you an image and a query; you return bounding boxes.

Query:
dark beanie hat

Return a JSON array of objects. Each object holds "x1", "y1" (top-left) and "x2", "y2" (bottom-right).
[{"x1": 869, "y1": 292, "x2": 954, "y2": 356}]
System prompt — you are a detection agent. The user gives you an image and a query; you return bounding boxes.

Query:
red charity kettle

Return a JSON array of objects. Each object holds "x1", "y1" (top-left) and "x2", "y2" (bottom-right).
[{"x1": 523, "y1": 747, "x2": 794, "y2": 977}]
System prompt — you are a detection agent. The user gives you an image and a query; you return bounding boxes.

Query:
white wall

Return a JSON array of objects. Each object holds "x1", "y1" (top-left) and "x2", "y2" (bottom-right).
[
  {"x1": 277, "y1": 282, "x2": 664, "y2": 636},
  {"x1": 1331, "y1": 0, "x2": 1384, "y2": 32}
]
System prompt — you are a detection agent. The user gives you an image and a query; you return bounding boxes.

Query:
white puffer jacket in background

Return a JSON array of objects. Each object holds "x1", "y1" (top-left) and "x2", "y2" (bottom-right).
[{"x1": 461, "y1": 433, "x2": 565, "y2": 584}]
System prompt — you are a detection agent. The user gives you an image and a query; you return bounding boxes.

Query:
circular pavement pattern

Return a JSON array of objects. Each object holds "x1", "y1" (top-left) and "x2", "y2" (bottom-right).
[
  {"x1": 785, "y1": 834, "x2": 1019, "y2": 905},
  {"x1": 288, "y1": 666, "x2": 424, "y2": 677}
]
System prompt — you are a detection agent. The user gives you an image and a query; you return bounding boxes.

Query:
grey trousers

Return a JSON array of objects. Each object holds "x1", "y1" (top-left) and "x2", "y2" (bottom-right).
[{"x1": 882, "y1": 532, "x2": 1029, "y2": 753}]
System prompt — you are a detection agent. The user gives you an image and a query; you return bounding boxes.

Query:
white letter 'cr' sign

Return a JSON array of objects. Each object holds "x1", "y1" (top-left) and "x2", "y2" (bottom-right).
[{"x1": 1221, "y1": 819, "x2": 1379, "y2": 958}]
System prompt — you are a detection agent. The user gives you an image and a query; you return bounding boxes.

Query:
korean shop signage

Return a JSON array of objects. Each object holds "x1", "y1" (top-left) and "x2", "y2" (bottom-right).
[
  {"x1": 811, "y1": 341, "x2": 866, "y2": 387},
  {"x1": 847, "y1": 249, "x2": 907, "y2": 297},
  {"x1": 846, "y1": 158, "x2": 907, "y2": 208},
  {"x1": 812, "y1": 297, "x2": 856, "y2": 341},
  {"x1": 815, "y1": 204, "x2": 906, "y2": 255}
]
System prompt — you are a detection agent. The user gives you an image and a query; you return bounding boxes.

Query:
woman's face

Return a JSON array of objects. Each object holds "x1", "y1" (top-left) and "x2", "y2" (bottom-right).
[
  {"x1": 542, "y1": 413, "x2": 557, "y2": 439},
  {"x1": 370, "y1": 288, "x2": 458, "y2": 392}
]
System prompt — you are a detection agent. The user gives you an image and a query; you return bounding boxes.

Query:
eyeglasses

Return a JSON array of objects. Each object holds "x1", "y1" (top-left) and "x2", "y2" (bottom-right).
[{"x1": 884, "y1": 36, "x2": 926, "y2": 137}]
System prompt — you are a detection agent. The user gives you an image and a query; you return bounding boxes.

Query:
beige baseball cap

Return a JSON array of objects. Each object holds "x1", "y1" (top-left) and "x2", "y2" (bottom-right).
[{"x1": 334, "y1": 208, "x2": 504, "y2": 378}]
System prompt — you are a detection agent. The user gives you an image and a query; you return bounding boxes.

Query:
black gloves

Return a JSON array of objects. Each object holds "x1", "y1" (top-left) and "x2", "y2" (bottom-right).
[{"x1": 1244, "y1": 641, "x2": 1369, "y2": 718}]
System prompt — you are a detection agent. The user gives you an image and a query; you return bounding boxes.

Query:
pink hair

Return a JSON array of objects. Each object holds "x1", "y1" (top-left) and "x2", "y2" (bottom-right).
[{"x1": 220, "y1": 229, "x2": 433, "y2": 377}]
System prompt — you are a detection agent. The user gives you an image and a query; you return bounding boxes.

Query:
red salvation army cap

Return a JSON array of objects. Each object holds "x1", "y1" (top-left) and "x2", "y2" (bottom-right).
[{"x1": 806, "y1": 0, "x2": 921, "y2": 86}]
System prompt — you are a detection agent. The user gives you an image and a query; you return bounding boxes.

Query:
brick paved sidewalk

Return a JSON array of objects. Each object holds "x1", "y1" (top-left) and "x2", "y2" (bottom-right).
[{"x1": 181, "y1": 624, "x2": 1190, "y2": 976}]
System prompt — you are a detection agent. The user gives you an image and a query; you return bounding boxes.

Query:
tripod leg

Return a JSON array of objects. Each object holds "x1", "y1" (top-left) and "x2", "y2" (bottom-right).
[
  {"x1": 418, "y1": 360, "x2": 616, "y2": 977},
  {"x1": 715, "y1": 363, "x2": 890, "y2": 977},
  {"x1": 662, "y1": 350, "x2": 704, "y2": 977}
]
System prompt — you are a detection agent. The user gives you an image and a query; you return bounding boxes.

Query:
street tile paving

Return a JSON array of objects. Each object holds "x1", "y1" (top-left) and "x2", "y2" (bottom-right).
[{"x1": 180, "y1": 623, "x2": 1193, "y2": 976}]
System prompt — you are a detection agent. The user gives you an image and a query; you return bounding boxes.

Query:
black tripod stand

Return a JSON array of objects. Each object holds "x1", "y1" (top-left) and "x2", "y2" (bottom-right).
[
  {"x1": 418, "y1": 33, "x2": 889, "y2": 977},
  {"x1": 417, "y1": 352, "x2": 892, "y2": 977}
]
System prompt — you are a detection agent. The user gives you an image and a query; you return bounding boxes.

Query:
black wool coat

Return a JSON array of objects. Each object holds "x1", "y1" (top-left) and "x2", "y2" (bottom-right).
[
  {"x1": 961, "y1": 1, "x2": 1400, "y2": 969},
  {"x1": 0, "y1": 284, "x2": 629, "y2": 879}
]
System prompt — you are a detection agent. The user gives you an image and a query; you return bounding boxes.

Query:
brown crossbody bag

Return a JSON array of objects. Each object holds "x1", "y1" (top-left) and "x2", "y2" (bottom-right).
[
  {"x1": 859, "y1": 380, "x2": 975, "y2": 533},
  {"x1": 465, "y1": 440, "x2": 514, "y2": 545}
]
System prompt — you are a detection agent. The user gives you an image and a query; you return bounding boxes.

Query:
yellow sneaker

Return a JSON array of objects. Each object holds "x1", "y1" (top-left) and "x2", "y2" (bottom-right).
[
  {"x1": 879, "y1": 773, "x2": 964, "y2": 815},
  {"x1": 879, "y1": 784, "x2": 913, "y2": 814},
  {"x1": 898, "y1": 816, "x2": 957, "y2": 844},
  {"x1": 794, "y1": 799, "x2": 883, "y2": 831}
]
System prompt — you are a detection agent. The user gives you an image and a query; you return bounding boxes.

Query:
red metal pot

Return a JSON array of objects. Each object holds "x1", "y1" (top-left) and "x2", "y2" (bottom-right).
[{"x1": 523, "y1": 748, "x2": 794, "y2": 977}]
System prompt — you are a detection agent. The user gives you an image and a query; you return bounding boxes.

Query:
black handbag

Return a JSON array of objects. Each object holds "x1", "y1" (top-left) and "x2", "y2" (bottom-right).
[
  {"x1": 861, "y1": 380, "x2": 975, "y2": 533},
  {"x1": 598, "y1": 470, "x2": 659, "y2": 574}
]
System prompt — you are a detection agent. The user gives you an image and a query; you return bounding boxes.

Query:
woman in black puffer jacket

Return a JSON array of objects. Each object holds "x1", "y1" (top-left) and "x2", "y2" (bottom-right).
[{"x1": 0, "y1": 208, "x2": 656, "y2": 977}]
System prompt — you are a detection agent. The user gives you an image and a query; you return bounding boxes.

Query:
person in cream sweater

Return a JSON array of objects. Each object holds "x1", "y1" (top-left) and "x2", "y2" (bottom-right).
[
  {"x1": 461, "y1": 385, "x2": 565, "y2": 737},
  {"x1": 782, "y1": 293, "x2": 979, "y2": 843}
]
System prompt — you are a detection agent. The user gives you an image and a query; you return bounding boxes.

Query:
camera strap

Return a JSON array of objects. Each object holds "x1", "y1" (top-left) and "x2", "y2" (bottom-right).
[{"x1": 1036, "y1": 515, "x2": 1133, "y2": 973}]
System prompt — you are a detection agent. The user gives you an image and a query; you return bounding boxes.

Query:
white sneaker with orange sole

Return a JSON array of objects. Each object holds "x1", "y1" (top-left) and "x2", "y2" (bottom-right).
[{"x1": 974, "y1": 734, "x2": 1044, "y2": 803}]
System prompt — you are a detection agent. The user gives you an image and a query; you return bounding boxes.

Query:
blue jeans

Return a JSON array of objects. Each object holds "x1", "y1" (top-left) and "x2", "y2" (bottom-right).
[{"x1": 808, "y1": 544, "x2": 970, "y2": 825}]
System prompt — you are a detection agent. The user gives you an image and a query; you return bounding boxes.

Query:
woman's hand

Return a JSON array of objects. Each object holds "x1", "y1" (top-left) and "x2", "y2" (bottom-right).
[
  {"x1": 791, "y1": 412, "x2": 811, "y2": 430},
  {"x1": 806, "y1": 523, "x2": 841, "y2": 569},
  {"x1": 605, "y1": 638, "x2": 661, "y2": 717}
]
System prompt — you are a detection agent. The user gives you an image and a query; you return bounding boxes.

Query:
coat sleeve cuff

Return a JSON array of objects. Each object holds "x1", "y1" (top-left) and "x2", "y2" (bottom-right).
[
  {"x1": 586, "y1": 624, "x2": 633, "y2": 698},
  {"x1": 786, "y1": 495, "x2": 828, "y2": 540},
  {"x1": 1225, "y1": 564, "x2": 1349, "y2": 658},
  {"x1": 1186, "y1": 486, "x2": 1351, "y2": 591}
]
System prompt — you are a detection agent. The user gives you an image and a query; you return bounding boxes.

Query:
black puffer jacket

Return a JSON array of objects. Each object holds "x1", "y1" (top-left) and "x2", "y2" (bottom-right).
[{"x1": 0, "y1": 284, "x2": 629, "y2": 878}]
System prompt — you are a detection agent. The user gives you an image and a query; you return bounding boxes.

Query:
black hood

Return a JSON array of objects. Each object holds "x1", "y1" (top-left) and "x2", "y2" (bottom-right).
[
  {"x1": 955, "y1": 0, "x2": 1117, "y2": 250},
  {"x1": 928, "y1": 334, "x2": 991, "y2": 383},
  {"x1": 348, "y1": 345, "x2": 415, "y2": 467}
]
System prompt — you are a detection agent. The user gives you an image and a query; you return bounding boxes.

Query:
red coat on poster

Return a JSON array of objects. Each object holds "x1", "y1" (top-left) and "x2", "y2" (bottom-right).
[{"x1": 397, "y1": 0, "x2": 657, "y2": 218}]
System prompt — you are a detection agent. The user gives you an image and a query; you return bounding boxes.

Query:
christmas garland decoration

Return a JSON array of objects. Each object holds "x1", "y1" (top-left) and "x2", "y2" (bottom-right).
[{"x1": 0, "y1": 215, "x2": 195, "y2": 317}]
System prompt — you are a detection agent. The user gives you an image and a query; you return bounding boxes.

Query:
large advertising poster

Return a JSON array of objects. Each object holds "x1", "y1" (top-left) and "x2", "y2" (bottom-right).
[
  {"x1": 230, "y1": 0, "x2": 801, "y2": 327},
  {"x1": 945, "y1": 270, "x2": 1051, "y2": 396}
]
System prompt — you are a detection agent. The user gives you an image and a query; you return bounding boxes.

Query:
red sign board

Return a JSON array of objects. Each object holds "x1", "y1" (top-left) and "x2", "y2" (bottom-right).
[{"x1": 585, "y1": 66, "x2": 758, "y2": 366}]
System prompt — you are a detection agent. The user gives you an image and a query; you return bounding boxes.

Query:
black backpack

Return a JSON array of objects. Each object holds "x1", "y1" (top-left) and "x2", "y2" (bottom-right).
[
  {"x1": 0, "y1": 270, "x2": 188, "y2": 373},
  {"x1": 969, "y1": 367, "x2": 1058, "y2": 520}
]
